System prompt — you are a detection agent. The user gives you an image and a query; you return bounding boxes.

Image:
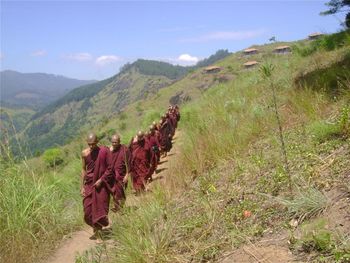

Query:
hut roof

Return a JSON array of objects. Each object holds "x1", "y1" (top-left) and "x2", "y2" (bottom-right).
[
  {"x1": 274, "y1": 45, "x2": 291, "y2": 50},
  {"x1": 243, "y1": 61, "x2": 259, "y2": 66},
  {"x1": 308, "y1": 32, "x2": 323, "y2": 38},
  {"x1": 204, "y1": 66, "x2": 221, "y2": 71},
  {"x1": 243, "y1": 48, "x2": 258, "y2": 53}
]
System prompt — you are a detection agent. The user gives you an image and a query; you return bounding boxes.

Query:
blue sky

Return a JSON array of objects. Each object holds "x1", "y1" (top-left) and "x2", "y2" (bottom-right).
[{"x1": 0, "y1": 0, "x2": 345, "y2": 80}]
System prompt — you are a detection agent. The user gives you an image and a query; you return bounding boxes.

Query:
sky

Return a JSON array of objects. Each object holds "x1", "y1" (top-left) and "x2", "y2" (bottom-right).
[{"x1": 0, "y1": 0, "x2": 346, "y2": 80}]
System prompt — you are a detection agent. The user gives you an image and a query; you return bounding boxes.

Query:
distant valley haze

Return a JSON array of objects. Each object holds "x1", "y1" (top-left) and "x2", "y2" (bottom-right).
[{"x1": 0, "y1": 70, "x2": 96, "y2": 109}]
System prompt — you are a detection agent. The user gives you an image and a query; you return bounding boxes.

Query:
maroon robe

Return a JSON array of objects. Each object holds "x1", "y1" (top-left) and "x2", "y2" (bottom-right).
[
  {"x1": 160, "y1": 120, "x2": 172, "y2": 152},
  {"x1": 155, "y1": 129, "x2": 162, "y2": 162},
  {"x1": 83, "y1": 146, "x2": 110, "y2": 229},
  {"x1": 106, "y1": 145, "x2": 130, "y2": 211},
  {"x1": 129, "y1": 139, "x2": 151, "y2": 192},
  {"x1": 146, "y1": 133, "x2": 160, "y2": 176},
  {"x1": 168, "y1": 114, "x2": 177, "y2": 137}
]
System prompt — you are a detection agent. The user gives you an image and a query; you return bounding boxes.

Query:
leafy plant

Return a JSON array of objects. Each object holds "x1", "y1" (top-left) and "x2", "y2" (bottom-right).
[{"x1": 43, "y1": 147, "x2": 64, "y2": 167}]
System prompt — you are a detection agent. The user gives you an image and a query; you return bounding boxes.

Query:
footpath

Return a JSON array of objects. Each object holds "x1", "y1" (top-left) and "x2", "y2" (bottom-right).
[{"x1": 44, "y1": 130, "x2": 182, "y2": 263}]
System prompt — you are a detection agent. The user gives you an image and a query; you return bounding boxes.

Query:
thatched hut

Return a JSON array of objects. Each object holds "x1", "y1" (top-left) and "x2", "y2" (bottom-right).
[
  {"x1": 203, "y1": 66, "x2": 222, "y2": 73},
  {"x1": 243, "y1": 61, "x2": 259, "y2": 69},
  {"x1": 243, "y1": 48, "x2": 258, "y2": 56},
  {"x1": 308, "y1": 32, "x2": 323, "y2": 40},
  {"x1": 273, "y1": 45, "x2": 291, "y2": 54}
]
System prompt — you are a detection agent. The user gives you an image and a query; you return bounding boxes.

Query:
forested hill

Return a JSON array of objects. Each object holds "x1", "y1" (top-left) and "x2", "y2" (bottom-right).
[
  {"x1": 17, "y1": 50, "x2": 231, "y2": 155},
  {"x1": 0, "y1": 70, "x2": 96, "y2": 109}
]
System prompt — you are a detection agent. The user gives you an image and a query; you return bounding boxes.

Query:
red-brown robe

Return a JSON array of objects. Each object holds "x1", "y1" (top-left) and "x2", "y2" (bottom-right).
[
  {"x1": 83, "y1": 146, "x2": 110, "y2": 229},
  {"x1": 160, "y1": 119, "x2": 172, "y2": 152},
  {"x1": 154, "y1": 129, "x2": 162, "y2": 162},
  {"x1": 129, "y1": 139, "x2": 151, "y2": 192},
  {"x1": 146, "y1": 133, "x2": 160, "y2": 177},
  {"x1": 168, "y1": 114, "x2": 177, "y2": 137},
  {"x1": 106, "y1": 145, "x2": 130, "y2": 211}
]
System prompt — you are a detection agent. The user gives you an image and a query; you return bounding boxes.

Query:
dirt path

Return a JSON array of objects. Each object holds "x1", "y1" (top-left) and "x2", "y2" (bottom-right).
[
  {"x1": 43, "y1": 229, "x2": 96, "y2": 263},
  {"x1": 44, "y1": 131, "x2": 182, "y2": 263}
]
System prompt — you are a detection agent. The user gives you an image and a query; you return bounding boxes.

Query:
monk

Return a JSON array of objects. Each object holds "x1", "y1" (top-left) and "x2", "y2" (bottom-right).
[
  {"x1": 129, "y1": 131, "x2": 151, "y2": 194},
  {"x1": 81, "y1": 133, "x2": 110, "y2": 239},
  {"x1": 146, "y1": 124, "x2": 161, "y2": 180},
  {"x1": 159, "y1": 115, "x2": 172, "y2": 156},
  {"x1": 107, "y1": 134, "x2": 130, "y2": 212}
]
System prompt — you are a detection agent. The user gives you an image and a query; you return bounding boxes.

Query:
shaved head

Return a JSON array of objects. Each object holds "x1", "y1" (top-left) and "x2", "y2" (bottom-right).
[
  {"x1": 86, "y1": 132, "x2": 98, "y2": 150},
  {"x1": 86, "y1": 132, "x2": 98, "y2": 144},
  {"x1": 137, "y1": 130, "x2": 144, "y2": 137},
  {"x1": 137, "y1": 130, "x2": 144, "y2": 142},
  {"x1": 111, "y1": 134, "x2": 120, "y2": 142}
]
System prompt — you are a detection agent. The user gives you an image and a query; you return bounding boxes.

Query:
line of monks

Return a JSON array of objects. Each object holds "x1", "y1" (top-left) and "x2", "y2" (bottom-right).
[{"x1": 80, "y1": 105, "x2": 180, "y2": 239}]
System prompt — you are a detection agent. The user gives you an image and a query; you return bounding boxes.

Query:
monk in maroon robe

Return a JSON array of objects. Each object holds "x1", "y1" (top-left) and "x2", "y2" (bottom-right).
[
  {"x1": 159, "y1": 115, "x2": 172, "y2": 155},
  {"x1": 81, "y1": 133, "x2": 110, "y2": 239},
  {"x1": 107, "y1": 134, "x2": 130, "y2": 212},
  {"x1": 146, "y1": 124, "x2": 161, "y2": 179},
  {"x1": 129, "y1": 131, "x2": 151, "y2": 194}
]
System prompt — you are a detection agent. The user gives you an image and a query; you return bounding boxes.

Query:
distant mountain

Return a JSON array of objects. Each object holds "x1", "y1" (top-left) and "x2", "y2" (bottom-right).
[{"x1": 0, "y1": 70, "x2": 96, "y2": 109}]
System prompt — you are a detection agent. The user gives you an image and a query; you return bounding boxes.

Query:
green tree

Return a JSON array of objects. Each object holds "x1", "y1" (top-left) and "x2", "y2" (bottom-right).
[
  {"x1": 321, "y1": 0, "x2": 350, "y2": 28},
  {"x1": 43, "y1": 148, "x2": 64, "y2": 168}
]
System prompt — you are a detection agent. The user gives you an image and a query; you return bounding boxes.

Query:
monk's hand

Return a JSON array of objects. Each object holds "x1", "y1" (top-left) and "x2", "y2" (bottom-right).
[
  {"x1": 94, "y1": 179, "x2": 103, "y2": 189},
  {"x1": 80, "y1": 187, "x2": 85, "y2": 197}
]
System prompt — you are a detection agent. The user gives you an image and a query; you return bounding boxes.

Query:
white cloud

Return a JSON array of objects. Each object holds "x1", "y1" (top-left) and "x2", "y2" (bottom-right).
[
  {"x1": 95, "y1": 55, "x2": 122, "y2": 66},
  {"x1": 178, "y1": 54, "x2": 199, "y2": 64},
  {"x1": 31, "y1": 49, "x2": 47, "y2": 57},
  {"x1": 157, "y1": 54, "x2": 200, "y2": 66},
  {"x1": 65, "y1": 52, "x2": 93, "y2": 61},
  {"x1": 180, "y1": 29, "x2": 266, "y2": 43}
]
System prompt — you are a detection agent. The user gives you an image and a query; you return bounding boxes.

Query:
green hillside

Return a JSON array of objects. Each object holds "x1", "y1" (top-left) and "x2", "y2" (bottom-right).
[
  {"x1": 1, "y1": 31, "x2": 349, "y2": 263},
  {"x1": 0, "y1": 106, "x2": 35, "y2": 134},
  {"x1": 78, "y1": 31, "x2": 350, "y2": 262},
  {"x1": 18, "y1": 51, "x2": 232, "y2": 156}
]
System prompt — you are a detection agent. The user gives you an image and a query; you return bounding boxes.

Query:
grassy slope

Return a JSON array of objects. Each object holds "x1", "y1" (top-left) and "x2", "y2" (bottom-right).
[
  {"x1": 0, "y1": 106, "x2": 35, "y2": 133},
  {"x1": 78, "y1": 35, "x2": 350, "y2": 262},
  {"x1": 1, "y1": 33, "x2": 349, "y2": 263}
]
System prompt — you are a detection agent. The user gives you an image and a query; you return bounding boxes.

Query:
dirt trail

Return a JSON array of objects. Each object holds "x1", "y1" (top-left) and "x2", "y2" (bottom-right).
[
  {"x1": 43, "y1": 229, "x2": 96, "y2": 263},
  {"x1": 44, "y1": 131, "x2": 182, "y2": 263}
]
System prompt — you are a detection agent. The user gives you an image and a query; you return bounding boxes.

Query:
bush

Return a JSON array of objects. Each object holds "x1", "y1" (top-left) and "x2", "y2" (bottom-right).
[
  {"x1": 43, "y1": 148, "x2": 64, "y2": 167},
  {"x1": 270, "y1": 187, "x2": 329, "y2": 222}
]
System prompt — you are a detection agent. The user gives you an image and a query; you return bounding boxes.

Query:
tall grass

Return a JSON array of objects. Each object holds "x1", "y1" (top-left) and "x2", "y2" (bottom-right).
[
  {"x1": 76, "y1": 187, "x2": 177, "y2": 263},
  {"x1": 0, "y1": 154, "x2": 82, "y2": 263}
]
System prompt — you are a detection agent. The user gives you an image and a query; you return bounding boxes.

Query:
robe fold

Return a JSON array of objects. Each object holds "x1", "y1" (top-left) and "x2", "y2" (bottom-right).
[
  {"x1": 160, "y1": 120, "x2": 172, "y2": 152},
  {"x1": 83, "y1": 146, "x2": 110, "y2": 229},
  {"x1": 146, "y1": 133, "x2": 160, "y2": 177},
  {"x1": 129, "y1": 139, "x2": 151, "y2": 192},
  {"x1": 106, "y1": 145, "x2": 130, "y2": 210}
]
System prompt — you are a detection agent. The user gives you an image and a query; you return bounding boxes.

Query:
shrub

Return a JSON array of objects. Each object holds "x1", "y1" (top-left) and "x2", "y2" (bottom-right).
[
  {"x1": 269, "y1": 187, "x2": 329, "y2": 222},
  {"x1": 42, "y1": 148, "x2": 64, "y2": 167}
]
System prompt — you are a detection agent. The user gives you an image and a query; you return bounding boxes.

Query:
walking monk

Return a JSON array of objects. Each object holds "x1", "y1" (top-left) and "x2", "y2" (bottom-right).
[
  {"x1": 107, "y1": 134, "x2": 130, "y2": 212},
  {"x1": 146, "y1": 124, "x2": 161, "y2": 180},
  {"x1": 129, "y1": 131, "x2": 151, "y2": 194},
  {"x1": 81, "y1": 133, "x2": 110, "y2": 239}
]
